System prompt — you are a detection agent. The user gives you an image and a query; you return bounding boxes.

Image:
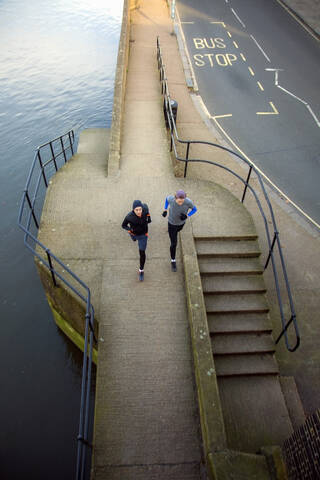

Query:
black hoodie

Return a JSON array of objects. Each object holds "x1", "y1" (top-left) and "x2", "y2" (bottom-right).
[{"x1": 122, "y1": 204, "x2": 151, "y2": 236}]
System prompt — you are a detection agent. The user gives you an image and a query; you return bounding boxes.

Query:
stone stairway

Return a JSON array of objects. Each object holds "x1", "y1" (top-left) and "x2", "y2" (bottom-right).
[{"x1": 194, "y1": 235, "x2": 293, "y2": 453}]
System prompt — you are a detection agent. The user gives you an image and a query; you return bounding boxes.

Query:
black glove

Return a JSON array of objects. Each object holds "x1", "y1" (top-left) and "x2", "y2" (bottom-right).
[
  {"x1": 180, "y1": 213, "x2": 187, "y2": 221},
  {"x1": 162, "y1": 210, "x2": 168, "y2": 217}
]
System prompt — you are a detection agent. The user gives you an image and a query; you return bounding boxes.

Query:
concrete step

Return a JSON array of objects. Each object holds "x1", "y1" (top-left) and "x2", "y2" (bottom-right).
[
  {"x1": 218, "y1": 376, "x2": 293, "y2": 452},
  {"x1": 194, "y1": 235, "x2": 258, "y2": 241},
  {"x1": 215, "y1": 353, "x2": 279, "y2": 377},
  {"x1": 199, "y1": 257, "x2": 263, "y2": 276},
  {"x1": 205, "y1": 293, "x2": 269, "y2": 314},
  {"x1": 202, "y1": 275, "x2": 266, "y2": 294},
  {"x1": 207, "y1": 313, "x2": 272, "y2": 334},
  {"x1": 77, "y1": 128, "x2": 110, "y2": 155},
  {"x1": 280, "y1": 376, "x2": 306, "y2": 429},
  {"x1": 195, "y1": 239, "x2": 261, "y2": 258},
  {"x1": 211, "y1": 333, "x2": 275, "y2": 355}
]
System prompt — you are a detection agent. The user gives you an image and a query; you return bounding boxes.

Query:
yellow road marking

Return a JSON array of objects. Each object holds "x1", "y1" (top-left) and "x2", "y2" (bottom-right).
[
  {"x1": 257, "y1": 81, "x2": 264, "y2": 91},
  {"x1": 212, "y1": 115, "x2": 320, "y2": 230},
  {"x1": 240, "y1": 53, "x2": 246, "y2": 61},
  {"x1": 233, "y1": 40, "x2": 239, "y2": 48},
  {"x1": 248, "y1": 66, "x2": 255, "y2": 76},
  {"x1": 212, "y1": 114, "x2": 233, "y2": 119},
  {"x1": 256, "y1": 101, "x2": 279, "y2": 115},
  {"x1": 227, "y1": 31, "x2": 232, "y2": 38},
  {"x1": 210, "y1": 21, "x2": 226, "y2": 27}
]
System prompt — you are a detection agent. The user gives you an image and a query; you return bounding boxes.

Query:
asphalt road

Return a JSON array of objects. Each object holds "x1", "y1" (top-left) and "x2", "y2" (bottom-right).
[{"x1": 177, "y1": 0, "x2": 320, "y2": 227}]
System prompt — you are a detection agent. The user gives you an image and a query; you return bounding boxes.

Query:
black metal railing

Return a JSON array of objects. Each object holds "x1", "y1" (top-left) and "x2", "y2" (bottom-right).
[
  {"x1": 157, "y1": 36, "x2": 300, "y2": 352},
  {"x1": 18, "y1": 129, "x2": 96, "y2": 479}
]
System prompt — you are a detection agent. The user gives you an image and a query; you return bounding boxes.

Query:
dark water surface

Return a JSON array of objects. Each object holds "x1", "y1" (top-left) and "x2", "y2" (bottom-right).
[{"x1": 0, "y1": 1, "x2": 123, "y2": 478}]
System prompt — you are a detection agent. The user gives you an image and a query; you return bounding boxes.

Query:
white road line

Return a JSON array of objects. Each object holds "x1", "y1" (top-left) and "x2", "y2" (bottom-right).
[
  {"x1": 192, "y1": 93, "x2": 320, "y2": 230},
  {"x1": 181, "y1": 21, "x2": 194, "y2": 24},
  {"x1": 306, "y1": 105, "x2": 320, "y2": 128},
  {"x1": 231, "y1": 8, "x2": 246, "y2": 28},
  {"x1": 265, "y1": 67, "x2": 283, "y2": 86},
  {"x1": 266, "y1": 69, "x2": 320, "y2": 128},
  {"x1": 250, "y1": 35, "x2": 271, "y2": 62},
  {"x1": 277, "y1": 85, "x2": 307, "y2": 105},
  {"x1": 212, "y1": 117, "x2": 320, "y2": 230}
]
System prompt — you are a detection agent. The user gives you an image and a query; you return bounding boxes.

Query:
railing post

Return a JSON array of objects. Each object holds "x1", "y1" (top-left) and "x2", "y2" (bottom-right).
[
  {"x1": 46, "y1": 249, "x2": 57, "y2": 287},
  {"x1": 37, "y1": 150, "x2": 48, "y2": 188},
  {"x1": 275, "y1": 315, "x2": 294, "y2": 344},
  {"x1": 25, "y1": 190, "x2": 39, "y2": 229},
  {"x1": 264, "y1": 231, "x2": 278, "y2": 270},
  {"x1": 184, "y1": 142, "x2": 190, "y2": 178},
  {"x1": 241, "y1": 165, "x2": 252, "y2": 203},
  {"x1": 69, "y1": 131, "x2": 74, "y2": 156},
  {"x1": 49, "y1": 141, "x2": 58, "y2": 172},
  {"x1": 60, "y1": 136, "x2": 67, "y2": 163}
]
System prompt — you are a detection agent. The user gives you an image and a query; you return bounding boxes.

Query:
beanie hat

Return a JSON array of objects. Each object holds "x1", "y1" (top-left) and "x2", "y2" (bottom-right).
[
  {"x1": 132, "y1": 199, "x2": 143, "y2": 210},
  {"x1": 176, "y1": 190, "x2": 186, "y2": 199}
]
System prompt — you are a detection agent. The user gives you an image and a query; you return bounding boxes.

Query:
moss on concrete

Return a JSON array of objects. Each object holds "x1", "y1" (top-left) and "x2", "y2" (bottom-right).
[
  {"x1": 260, "y1": 446, "x2": 288, "y2": 480},
  {"x1": 36, "y1": 260, "x2": 98, "y2": 360},
  {"x1": 211, "y1": 450, "x2": 271, "y2": 480},
  {"x1": 47, "y1": 295, "x2": 98, "y2": 365}
]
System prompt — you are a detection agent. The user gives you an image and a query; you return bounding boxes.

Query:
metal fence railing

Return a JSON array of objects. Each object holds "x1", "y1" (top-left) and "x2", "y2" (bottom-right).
[
  {"x1": 18, "y1": 129, "x2": 96, "y2": 479},
  {"x1": 157, "y1": 36, "x2": 300, "y2": 352}
]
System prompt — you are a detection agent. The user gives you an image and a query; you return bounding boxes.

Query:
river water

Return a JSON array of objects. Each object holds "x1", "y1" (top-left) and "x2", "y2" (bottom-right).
[{"x1": 0, "y1": 1, "x2": 123, "y2": 478}]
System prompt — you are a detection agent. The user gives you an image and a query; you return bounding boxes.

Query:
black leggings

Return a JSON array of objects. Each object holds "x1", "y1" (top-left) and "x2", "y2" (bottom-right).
[
  {"x1": 168, "y1": 222, "x2": 185, "y2": 260},
  {"x1": 139, "y1": 249, "x2": 146, "y2": 270}
]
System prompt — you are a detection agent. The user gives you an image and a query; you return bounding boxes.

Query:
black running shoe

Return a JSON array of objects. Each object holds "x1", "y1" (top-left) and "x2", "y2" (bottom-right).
[
  {"x1": 139, "y1": 271, "x2": 144, "y2": 281},
  {"x1": 171, "y1": 261, "x2": 177, "y2": 272}
]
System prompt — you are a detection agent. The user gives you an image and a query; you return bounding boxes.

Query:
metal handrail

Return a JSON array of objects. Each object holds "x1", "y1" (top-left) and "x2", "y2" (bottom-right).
[
  {"x1": 18, "y1": 129, "x2": 96, "y2": 479},
  {"x1": 157, "y1": 36, "x2": 300, "y2": 352}
]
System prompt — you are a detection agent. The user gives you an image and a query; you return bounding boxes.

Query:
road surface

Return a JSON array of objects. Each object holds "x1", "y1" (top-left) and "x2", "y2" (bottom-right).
[{"x1": 177, "y1": 0, "x2": 320, "y2": 226}]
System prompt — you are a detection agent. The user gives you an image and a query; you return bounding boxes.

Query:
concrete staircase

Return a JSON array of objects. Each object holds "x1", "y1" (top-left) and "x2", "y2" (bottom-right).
[{"x1": 194, "y1": 235, "x2": 293, "y2": 453}]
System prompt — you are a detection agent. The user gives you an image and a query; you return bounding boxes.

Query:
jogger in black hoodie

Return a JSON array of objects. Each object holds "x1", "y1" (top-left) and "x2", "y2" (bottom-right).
[{"x1": 122, "y1": 200, "x2": 151, "y2": 281}]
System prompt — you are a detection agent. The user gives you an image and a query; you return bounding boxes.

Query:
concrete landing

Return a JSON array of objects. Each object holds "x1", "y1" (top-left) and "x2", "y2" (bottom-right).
[{"x1": 39, "y1": 126, "x2": 260, "y2": 479}]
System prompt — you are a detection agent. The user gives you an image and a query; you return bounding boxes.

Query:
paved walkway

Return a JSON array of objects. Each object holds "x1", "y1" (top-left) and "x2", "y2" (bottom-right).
[
  {"x1": 92, "y1": 4, "x2": 257, "y2": 478},
  {"x1": 38, "y1": 0, "x2": 319, "y2": 477}
]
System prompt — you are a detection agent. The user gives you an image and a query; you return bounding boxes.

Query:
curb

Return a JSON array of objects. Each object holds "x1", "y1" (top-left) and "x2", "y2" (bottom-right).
[
  {"x1": 166, "y1": 0, "x2": 198, "y2": 91},
  {"x1": 108, "y1": 0, "x2": 131, "y2": 176},
  {"x1": 180, "y1": 221, "x2": 227, "y2": 476},
  {"x1": 276, "y1": 0, "x2": 320, "y2": 40}
]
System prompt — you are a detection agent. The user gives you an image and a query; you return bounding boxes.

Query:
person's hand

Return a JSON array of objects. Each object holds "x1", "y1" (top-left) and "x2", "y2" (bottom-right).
[
  {"x1": 162, "y1": 210, "x2": 168, "y2": 217},
  {"x1": 180, "y1": 213, "x2": 187, "y2": 220}
]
